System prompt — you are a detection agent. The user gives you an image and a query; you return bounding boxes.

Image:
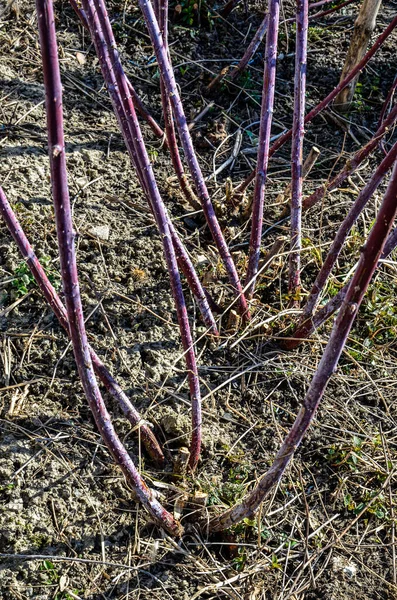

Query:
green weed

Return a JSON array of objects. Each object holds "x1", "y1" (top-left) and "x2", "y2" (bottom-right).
[{"x1": 12, "y1": 256, "x2": 60, "y2": 298}]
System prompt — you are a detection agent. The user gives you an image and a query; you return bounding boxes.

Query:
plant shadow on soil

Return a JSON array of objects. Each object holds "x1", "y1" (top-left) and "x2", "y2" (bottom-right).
[{"x1": 1, "y1": 0, "x2": 397, "y2": 598}]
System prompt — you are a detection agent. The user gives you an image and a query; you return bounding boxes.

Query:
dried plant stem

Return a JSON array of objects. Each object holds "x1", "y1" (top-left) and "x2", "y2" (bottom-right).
[
  {"x1": 245, "y1": 0, "x2": 280, "y2": 298},
  {"x1": 301, "y1": 145, "x2": 321, "y2": 176},
  {"x1": 83, "y1": 0, "x2": 202, "y2": 469},
  {"x1": 234, "y1": 14, "x2": 397, "y2": 196},
  {"x1": 288, "y1": 0, "x2": 309, "y2": 305},
  {"x1": 0, "y1": 186, "x2": 164, "y2": 465},
  {"x1": 188, "y1": 101, "x2": 214, "y2": 130},
  {"x1": 334, "y1": 0, "x2": 382, "y2": 111},
  {"x1": 211, "y1": 161, "x2": 397, "y2": 531},
  {"x1": 36, "y1": 0, "x2": 180, "y2": 535},
  {"x1": 138, "y1": 0, "x2": 249, "y2": 319},
  {"x1": 299, "y1": 140, "x2": 397, "y2": 322},
  {"x1": 258, "y1": 236, "x2": 286, "y2": 275},
  {"x1": 302, "y1": 103, "x2": 397, "y2": 212}
]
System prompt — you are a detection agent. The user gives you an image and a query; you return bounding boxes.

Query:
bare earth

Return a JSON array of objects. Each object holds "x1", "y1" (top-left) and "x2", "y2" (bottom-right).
[{"x1": 0, "y1": 1, "x2": 397, "y2": 598}]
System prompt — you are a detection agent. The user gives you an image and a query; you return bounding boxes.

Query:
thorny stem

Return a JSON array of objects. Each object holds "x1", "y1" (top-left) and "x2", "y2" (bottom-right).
[
  {"x1": 302, "y1": 104, "x2": 397, "y2": 212},
  {"x1": 245, "y1": 0, "x2": 280, "y2": 298},
  {"x1": 284, "y1": 224, "x2": 397, "y2": 350},
  {"x1": 278, "y1": 146, "x2": 320, "y2": 210},
  {"x1": 279, "y1": 104, "x2": 396, "y2": 219},
  {"x1": 0, "y1": 186, "x2": 164, "y2": 465},
  {"x1": 234, "y1": 14, "x2": 397, "y2": 196},
  {"x1": 138, "y1": 0, "x2": 250, "y2": 319},
  {"x1": 299, "y1": 139, "x2": 397, "y2": 323},
  {"x1": 36, "y1": 0, "x2": 181, "y2": 536},
  {"x1": 155, "y1": 0, "x2": 201, "y2": 211},
  {"x1": 229, "y1": 15, "x2": 268, "y2": 81},
  {"x1": 288, "y1": 0, "x2": 309, "y2": 305},
  {"x1": 71, "y1": 0, "x2": 219, "y2": 331},
  {"x1": 212, "y1": 0, "x2": 355, "y2": 88},
  {"x1": 69, "y1": 0, "x2": 166, "y2": 141},
  {"x1": 83, "y1": 0, "x2": 202, "y2": 469},
  {"x1": 211, "y1": 161, "x2": 397, "y2": 531},
  {"x1": 76, "y1": 0, "x2": 217, "y2": 333}
]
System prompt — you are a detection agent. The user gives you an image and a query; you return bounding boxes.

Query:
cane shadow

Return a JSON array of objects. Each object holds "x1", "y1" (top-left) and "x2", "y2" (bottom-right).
[
  {"x1": 0, "y1": 73, "x2": 127, "y2": 158},
  {"x1": 0, "y1": 537, "x2": 194, "y2": 599}
]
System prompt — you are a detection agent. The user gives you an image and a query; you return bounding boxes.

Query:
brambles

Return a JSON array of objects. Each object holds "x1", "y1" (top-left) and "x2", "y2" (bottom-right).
[
  {"x1": 0, "y1": 0, "x2": 396, "y2": 541},
  {"x1": 288, "y1": 0, "x2": 308, "y2": 305},
  {"x1": 35, "y1": 0, "x2": 181, "y2": 535}
]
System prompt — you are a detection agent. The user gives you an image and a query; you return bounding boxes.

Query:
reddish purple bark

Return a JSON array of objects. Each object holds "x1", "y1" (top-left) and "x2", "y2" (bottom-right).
[
  {"x1": 378, "y1": 73, "x2": 397, "y2": 128},
  {"x1": 226, "y1": 0, "x2": 355, "y2": 84},
  {"x1": 245, "y1": 0, "x2": 280, "y2": 298},
  {"x1": 138, "y1": 0, "x2": 250, "y2": 319},
  {"x1": 229, "y1": 15, "x2": 268, "y2": 81},
  {"x1": 211, "y1": 161, "x2": 397, "y2": 531},
  {"x1": 83, "y1": 0, "x2": 203, "y2": 469},
  {"x1": 305, "y1": 0, "x2": 356, "y2": 20},
  {"x1": 78, "y1": 0, "x2": 216, "y2": 332},
  {"x1": 303, "y1": 104, "x2": 397, "y2": 212},
  {"x1": 221, "y1": 0, "x2": 243, "y2": 17},
  {"x1": 0, "y1": 186, "x2": 164, "y2": 464},
  {"x1": 69, "y1": 0, "x2": 165, "y2": 141},
  {"x1": 300, "y1": 140, "x2": 397, "y2": 322},
  {"x1": 155, "y1": 0, "x2": 201, "y2": 211},
  {"x1": 234, "y1": 14, "x2": 397, "y2": 196},
  {"x1": 308, "y1": 0, "x2": 353, "y2": 9},
  {"x1": 288, "y1": 0, "x2": 309, "y2": 304},
  {"x1": 284, "y1": 218, "x2": 397, "y2": 350},
  {"x1": 36, "y1": 0, "x2": 181, "y2": 535}
]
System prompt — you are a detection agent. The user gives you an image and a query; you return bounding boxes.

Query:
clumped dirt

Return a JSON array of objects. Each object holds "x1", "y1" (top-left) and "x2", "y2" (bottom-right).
[{"x1": 1, "y1": 1, "x2": 397, "y2": 598}]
